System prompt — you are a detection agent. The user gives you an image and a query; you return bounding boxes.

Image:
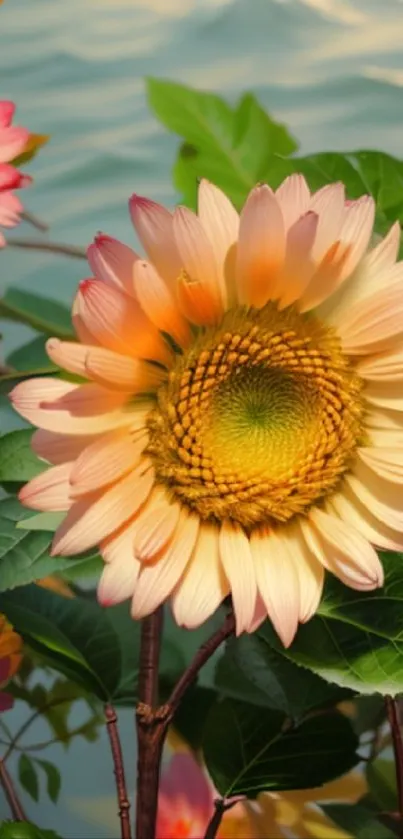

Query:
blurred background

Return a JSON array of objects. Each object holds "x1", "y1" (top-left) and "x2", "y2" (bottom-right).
[{"x1": 1, "y1": 0, "x2": 403, "y2": 832}]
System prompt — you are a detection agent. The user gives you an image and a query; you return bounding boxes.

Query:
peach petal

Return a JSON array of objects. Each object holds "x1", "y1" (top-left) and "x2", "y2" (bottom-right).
[
  {"x1": 87, "y1": 235, "x2": 139, "y2": 295},
  {"x1": 250, "y1": 528, "x2": 300, "y2": 648},
  {"x1": 131, "y1": 512, "x2": 199, "y2": 619},
  {"x1": 303, "y1": 510, "x2": 384, "y2": 591},
  {"x1": 364, "y1": 381, "x2": 403, "y2": 411},
  {"x1": 247, "y1": 594, "x2": 267, "y2": 633},
  {"x1": 133, "y1": 260, "x2": 192, "y2": 349},
  {"x1": 46, "y1": 339, "x2": 166, "y2": 393},
  {"x1": 337, "y1": 196, "x2": 375, "y2": 280},
  {"x1": 197, "y1": 179, "x2": 239, "y2": 306},
  {"x1": 100, "y1": 515, "x2": 143, "y2": 565},
  {"x1": 74, "y1": 279, "x2": 172, "y2": 365},
  {"x1": 19, "y1": 463, "x2": 72, "y2": 512},
  {"x1": 98, "y1": 554, "x2": 141, "y2": 606},
  {"x1": 338, "y1": 274, "x2": 403, "y2": 354},
  {"x1": 309, "y1": 182, "x2": 345, "y2": 261},
  {"x1": 347, "y1": 460, "x2": 403, "y2": 531},
  {"x1": 236, "y1": 184, "x2": 285, "y2": 307},
  {"x1": 278, "y1": 211, "x2": 318, "y2": 308},
  {"x1": 72, "y1": 287, "x2": 100, "y2": 345},
  {"x1": 171, "y1": 524, "x2": 229, "y2": 629},
  {"x1": 275, "y1": 174, "x2": 310, "y2": 231},
  {"x1": 329, "y1": 485, "x2": 403, "y2": 552},
  {"x1": 129, "y1": 194, "x2": 182, "y2": 286},
  {"x1": 31, "y1": 430, "x2": 95, "y2": 465},
  {"x1": 219, "y1": 522, "x2": 257, "y2": 635},
  {"x1": 10, "y1": 378, "x2": 133, "y2": 435},
  {"x1": 70, "y1": 429, "x2": 148, "y2": 496},
  {"x1": 133, "y1": 499, "x2": 181, "y2": 561},
  {"x1": 356, "y1": 344, "x2": 403, "y2": 382},
  {"x1": 51, "y1": 463, "x2": 154, "y2": 556},
  {"x1": 287, "y1": 522, "x2": 324, "y2": 623},
  {"x1": 177, "y1": 273, "x2": 222, "y2": 326},
  {"x1": 173, "y1": 206, "x2": 224, "y2": 310}
]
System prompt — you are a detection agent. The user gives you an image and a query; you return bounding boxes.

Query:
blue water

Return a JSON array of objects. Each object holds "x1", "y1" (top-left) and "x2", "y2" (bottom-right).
[{"x1": 2, "y1": 0, "x2": 403, "y2": 833}]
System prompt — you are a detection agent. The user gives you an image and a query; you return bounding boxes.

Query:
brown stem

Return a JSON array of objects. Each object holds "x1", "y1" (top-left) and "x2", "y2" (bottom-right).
[
  {"x1": 135, "y1": 608, "x2": 164, "y2": 839},
  {"x1": 134, "y1": 608, "x2": 236, "y2": 839},
  {"x1": 5, "y1": 237, "x2": 86, "y2": 259},
  {"x1": 105, "y1": 704, "x2": 131, "y2": 839},
  {"x1": 385, "y1": 696, "x2": 403, "y2": 821},
  {"x1": 21, "y1": 209, "x2": 49, "y2": 232},
  {"x1": 203, "y1": 798, "x2": 238, "y2": 839},
  {"x1": 0, "y1": 758, "x2": 27, "y2": 821}
]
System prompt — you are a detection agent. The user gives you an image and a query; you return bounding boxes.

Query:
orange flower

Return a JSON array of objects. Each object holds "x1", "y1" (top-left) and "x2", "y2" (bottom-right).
[
  {"x1": 0, "y1": 614, "x2": 22, "y2": 712},
  {"x1": 12, "y1": 177, "x2": 403, "y2": 643}
]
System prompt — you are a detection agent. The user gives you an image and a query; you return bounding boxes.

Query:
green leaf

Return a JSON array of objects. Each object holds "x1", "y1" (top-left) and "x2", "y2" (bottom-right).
[
  {"x1": 6, "y1": 336, "x2": 57, "y2": 375},
  {"x1": 0, "y1": 289, "x2": 73, "y2": 339},
  {"x1": 106, "y1": 600, "x2": 140, "y2": 706},
  {"x1": 171, "y1": 686, "x2": 216, "y2": 752},
  {"x1": 0, "y1": 585, "x2": 123, "y2": 700},
  {"x1": 367, "y1": 757, "x2": 397, "y2": 812},
  {"x1": 18, "y1": 754, "x2": 39, "y2": 802},
  {"x1": 35, "y1": 759, "x2": 61, "y2": 803},
  {"x1": 322, "y1": 804, "x2": 396, "y2": 839},
  {"x1": 0, "y1": 497, "x2": 100, "y2": 591},
  {"x1": 259, "y1": 552, "x2": 403, "y2": 696},
  {"x1": 0, "y1": 430, "x2": 44, "y2": 483},
  {"x1": 216, "y1": 634, "x2": 350, "y2": 719},
  {"x1": 203, "y1": 698, "x2": 359, "y2": 797},
  {"x1": 12, "y1": 133, "x2": 50, "y2": 167},
  {"x1": 147, "y1": 79, "x2": 297, "y2": 208},
  {"x1": 0, "y1": 825, "x2": 61, "y2": 839},
  {"x1": 11, "y1": 677, "x2": 102, "y2": 748},
  {"x1": 16, "y1": 512, "x2": 65, "y2": 532}
]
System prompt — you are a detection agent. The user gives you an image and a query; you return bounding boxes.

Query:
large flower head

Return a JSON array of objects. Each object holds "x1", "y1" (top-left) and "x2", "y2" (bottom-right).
[
  {"x1": 0, "y1": 100, "x2": 31, "y2": 245},
  {"x1": 0, "y1": 614, "x2": 22, "y2": 712},
  {"x1": 12, "y1": 176, "x2": 403, "y2": 644}
]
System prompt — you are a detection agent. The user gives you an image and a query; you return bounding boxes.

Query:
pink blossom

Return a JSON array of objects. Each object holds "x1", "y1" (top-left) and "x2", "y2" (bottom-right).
[{"x1": 0, "y1": 99, "x2": 31, "y2": 245}]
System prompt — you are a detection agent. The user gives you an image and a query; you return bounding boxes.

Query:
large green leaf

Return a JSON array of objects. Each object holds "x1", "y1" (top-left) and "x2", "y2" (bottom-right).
[
  {"x1": 215, "y1": 634, "x2": 351, "y2": 719},
  {"x1": 0, "y1": 497, "x2": 99, "y2": 590},
  {"x1": 0, "y1": 826, "x2": 61, "y2": 839},
  {"x1": 0, "y1": 288, "x2": 73, "y2": 339},
  {"x1": 6, "y1": 336, "x2": 57, "y2": 375},
  {"x1": 0, "y1": 430, "x2": 44, "y2": 483},
  {"x1": 147, "y1": 79, "x2": 297, "y2": 208},
  {"x1": 0, "y1": 586, "x2": 123, "y2": 700},
  {"x1": 367, "y1": 756, "x2": 397, "y2": 812},
  {"x1": 203, "y1": 698, "x2": 359, "y2": 797},
  {"x1": 259, "y1": 552, "x2": 403, "y2": 696}
]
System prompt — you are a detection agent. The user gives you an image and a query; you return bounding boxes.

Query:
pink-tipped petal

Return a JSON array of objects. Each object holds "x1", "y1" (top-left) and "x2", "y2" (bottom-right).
[
  {"x1": 87, "y1": 235, "x2": 139, "y2": 295},
  {"x1": 173, "y1": 206, "x2": 224, "y2": 310},
  {"x1": 133, "y1": 260, "x2": 192, "y2": 349},
  {"x1": 197, "y1": 179, "x2": 239, "y2": 306},
  {"x1": 278, "y1": 211, "x2": 318, "y2": 308},
  {"x1": 236, "y1": 184, "x2": 285, "y2": 307},
  {"x1": 219, "y1": 522, "x2": 257, "y2": 635},
  {"x1": 0, "y1": 191, "x2": 23, "y2": 227},
  {"x1": 131, "y1": 512, "x2": 199, "y2": 619},
  {"x1": 51, "y1": 463, "x2": 154, "y2": 556},
  {"x1": 31, "y1": 430, "x2": 96, "y2": 465},
  {"x1": 171, "y1": 524, "x2": 229, "y2": 629},
  {"x1": 0, "y1": 101, "x2": 15, "y2": 128},
  {"x1": 129, "y1": 194, "x2": 182, "y2": 286},
  {"x1": 250, "y1": 528, "x2": 300, "y2": 647},
  {"x1": 19, "y1": 463, "x2": 72, "y2": 512},
  {"x1": 309, "y1": 182, "x2": 345, "y2": 262},
  {"x1": 275, "y1": 173, "x2": 310, "y2": 231},
  {"x1": 98, "y1": 553, "x2": 140, "y2": 606},
  {"x1": 0, "y1": 126, "x2": 29, "y2": 164}
]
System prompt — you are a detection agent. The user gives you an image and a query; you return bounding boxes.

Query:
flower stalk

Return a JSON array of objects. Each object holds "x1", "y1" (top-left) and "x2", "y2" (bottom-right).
[{"x1": 105, "y1": 704, "x2": 131, "y2": 839}]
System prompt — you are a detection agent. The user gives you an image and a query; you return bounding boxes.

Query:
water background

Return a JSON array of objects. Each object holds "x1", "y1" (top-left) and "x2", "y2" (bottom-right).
[{"x1": 1, "y1": 0, "x2": 403, "y2": 833}]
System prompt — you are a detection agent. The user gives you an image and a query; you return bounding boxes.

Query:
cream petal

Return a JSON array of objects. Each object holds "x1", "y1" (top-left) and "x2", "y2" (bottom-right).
[
  {"x1": 31, "y1": 430, "x2": 95, "y2": 465},
  {"x1": 347, "y1": 458, "x2": 403, "y2": 531},
  {"x1": 337, "y1": 196, "x2": 375, "y2": 281},
  {"x1": 70, "y1": 429, "x2": 148, "y2": 496},
  {"x1": 329, "y1": 484, "x2": 403, "y2": 551},
  {"x1": 173, "y1": 206, "x2": 224, "y2": 309},
  {"x1": 98, "y1": 554, "x2": 141, "y2": 606},
  {"x1": 275, "y1": 174, "x2": 310, "y2": 231},
  {"x1": 365, "y1": 406, "x2": 403, "y2": 432},
  {"x1": 303, "y1": 510, "x2": 384, "y2": 590},
  {"x1": 46, "y1": 339, "x2": 166, "y2": 393},
  {"x1": 358, "y1": 447, "x2": 403, "y2": 484},
  {"x1": 338, "y1": 273, "x2": 403, "y2": 354},
  {"x1": 364, "y1": 379, "x2": 403, "y2": 411},
  {"x1": 171, "y1": 524, "x2": 229, "y2": 629},
  {"x1": 87, "y1": 235, "x2": 139, "y2": 295},
  {"x1": 197, "y1": 179, "x2": 239, "y2": 306},
  {"x1": 131, "y1": 512, "x2": 199, "y2": 619},
  {"x1": 19, "y1": 463, "x2": 72, "y2": 512},
  {"x1": 129, "y1": 194, "x2": 182, "y2": 286},
  {"x1": 356, "y1": 344, "x2": 403, "y2": 382},
  {"x1": 236, "y1": 184, "x2": 285, "y2": 307},
  {"x1": 308, "y1": 183, "x2": 345, "y2": 262},
  {"x1": 133, "y1": 260, "x2": 192, "y2": 349},
  {"x1": 277, "y1": 211, "x2": 318, "y2": 308},
  {"x1": 51, "y1": 463, "x2": 154, "y2": 556},
  {"x1": 219, "y1": 522, "x2": 257, "y2": 635},
  {"x1": 72, "y1": 287, "x2": 100, "y2": 346},
  {"x1": 287, "y1": 522, "x2": 324, "y2": 623},
  {"x1": 250, "y1": 528, "x2": 300, "y2": 648},
  {"x1": 10, "y1": 378, "x2": 133, "y2": 435},
  {"x1": 317, "y1": 222, "x2": 401, "y2": 327},
  {"x1": 100, "y1": 515, "x2": 142, "y2": 564},
  {"x1": 246, "y1": 594, "x2": 267, "y2": 633},
  {"x1": 73, "y1": 279, "x2": 172, "y2": 365},
  {"x1": 133, "y1": 498, "x2": 181, "y2": 561}
]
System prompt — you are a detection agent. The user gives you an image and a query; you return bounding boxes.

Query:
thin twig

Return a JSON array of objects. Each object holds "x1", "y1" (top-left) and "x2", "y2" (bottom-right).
[
  {"x1": 385, "y1": 696, "x2": 403, "y2": 821},
  {"x1": 5, "y1": 237, "x2": 86, "y2": 259},
  {"x1": 21, "y1": 209, "x2": 49, "y2": 232},
  {"x1": 2, "y1": 696, "x2": 81, "y2": 762},
  {"x1": 105, "y1": 704, "x2": 131, "y2": 839},
  {"x1": 0, "y1": 758, "x2": 27, "y2": 821},
  {"x1": 203, "y1": 798, "x2": 238, "y2": 839},
  {"x1": 167, "y1": 610, "x2": 236, "y2": 714}
]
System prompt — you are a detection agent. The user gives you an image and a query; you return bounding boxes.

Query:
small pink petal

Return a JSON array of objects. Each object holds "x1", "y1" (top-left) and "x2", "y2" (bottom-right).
[
  {"x1": 129, "y1": 194, "x2": 182, "y2": 286},
  {"x1": 87, "y1": 234, "x2": 139, "y2": 295}
]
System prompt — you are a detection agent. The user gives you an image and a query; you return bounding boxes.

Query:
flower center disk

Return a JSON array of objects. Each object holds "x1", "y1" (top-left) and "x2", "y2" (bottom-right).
[{"x1": 147, "y1": 303, "x2": 364, "y2": 527}]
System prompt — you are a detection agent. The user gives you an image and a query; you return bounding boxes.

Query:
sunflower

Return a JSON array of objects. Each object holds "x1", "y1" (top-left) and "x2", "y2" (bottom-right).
[{"x1": 12, "y1": 176, "x2": 403, "y2": 644}]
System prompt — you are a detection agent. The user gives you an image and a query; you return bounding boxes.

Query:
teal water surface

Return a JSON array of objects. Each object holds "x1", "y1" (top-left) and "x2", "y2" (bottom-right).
[{"x1": 2, "y1": 0, "x2": 403, "y2": 833}]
